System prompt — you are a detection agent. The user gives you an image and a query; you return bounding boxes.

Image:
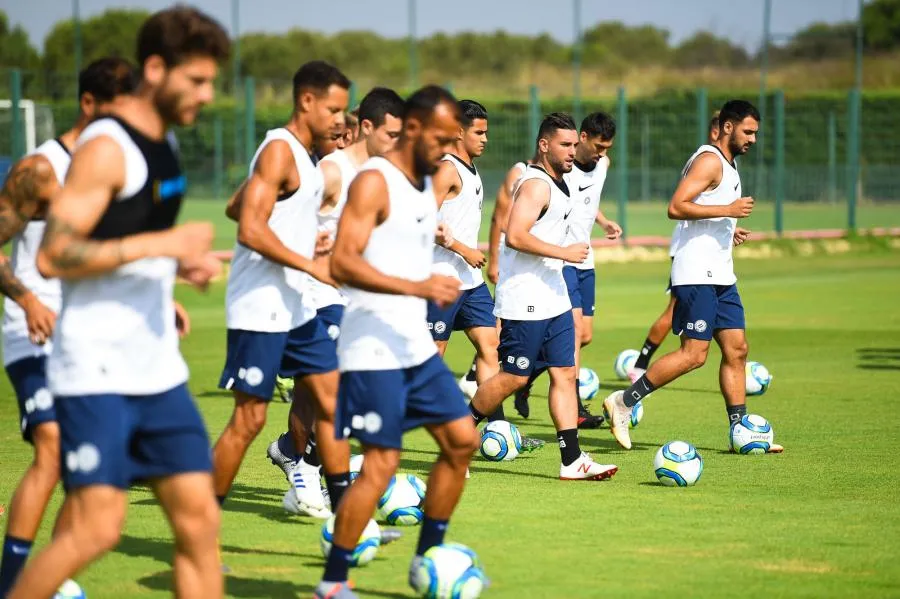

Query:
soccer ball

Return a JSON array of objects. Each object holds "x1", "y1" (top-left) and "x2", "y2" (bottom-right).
[
  {"x1": 377, "y1": 473, "x2": 427, "y2": 525},
  {"x1": 479, "y1": 420, "x2": 522, "y2": 461},
  {"x1": 745, "y1": 361, "x2": 773, "y2": 396},
  {"x1": 603, "y1": 400, "x2": 643, "y2": 428},
  {"x1": 653, "y1": 441, "x2": 703, "y2": 487},
  {"x1": 320, "y1": 515, "x2": 380, "y2": 566},
  {"x1": 614, "y1": 349, "x2": 640, "y2": 380},
  {"x1": 730, "y1": 414, "x2": 775, "y2": 455},
  {"x1": 410, "y1": 542, "x2": 487, "y2": 599},
  {"x1": 458, "y1": 375, "x2": 478, "y2": 400},
  {"x1": 578, "y1": 367, "x2": 600, "y2": 401},
  {"x1": 349, "y1": 453, "x2": 365, "y2": 482},
  {"x1": 54, "y1": 580, "x2": 86, "y2": 599}
]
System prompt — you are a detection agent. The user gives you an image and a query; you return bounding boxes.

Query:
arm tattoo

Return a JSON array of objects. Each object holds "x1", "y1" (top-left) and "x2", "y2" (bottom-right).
[
  {"x1": 41, "y1": 215, "x2": 97, "y2": 271},
  {"x1": 0, "y1": 158, "x2": 54, "y2": 300}
]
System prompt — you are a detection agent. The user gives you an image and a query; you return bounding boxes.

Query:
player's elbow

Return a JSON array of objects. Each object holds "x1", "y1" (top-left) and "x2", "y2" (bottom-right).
[
  {"x1": 236, "y1": 220, "x2": 262, "y2": 250},
  {"x1": 505, "y1": 229, "x2": 525, "y2": 251},
  {"x1": 667, "y1": 202, "x2": 684, "y2": 220},
  {"x1": 36, "y1": 248, "x2": 60, "y2": 279},
  {"x1": 329, "y1": 251, "x2": 352, "y2": 286}
]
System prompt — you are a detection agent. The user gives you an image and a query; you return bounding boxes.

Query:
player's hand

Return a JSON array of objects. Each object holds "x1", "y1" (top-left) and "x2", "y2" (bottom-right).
[
  {"x1": 173, "y1": 300, "x2": 191, "y2": 338},
  {"x1": 314, "y1": 230, "x2": 334, "y2": 258},
  {"x1": 727, "y1": 197, "x2": 754, "y2": 218},
  {"x1": 22, "y1": 294, "x2": 56, "y2": 345},
  {"x1": 487, "y1": 259, "x2": 499, "y2": 285},
  {"x1": 733, "y1": 227, "x2": 751, "y2": 246},
  {"x1": 463, "y1": 247, "x2": 487, "y2": 269},
  {"x1": 168, "y1": 222, "x2": 215, "y2": 260},
  {"x1": 416, "y1": 274, "x2": 461, "y2": 308},
  {"x1": 602, "y1": 220, "x2": 623, "y2": 240},
  {"x1": 308, "y1": 259, "x2": 337, "y2": 287},
  {"x1": 561, "y1": 243, "x2": 590, "y2": 264},
  {"x1": 435, "y1": 223, "x2": 454, "y2": 248},
  {"x1": 178, "y1": 253, "x2": 222, "y2": 291}
]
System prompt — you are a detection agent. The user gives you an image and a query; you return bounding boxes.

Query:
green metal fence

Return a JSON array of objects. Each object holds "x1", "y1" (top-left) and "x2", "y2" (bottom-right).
[{"x1": 3, "y1": 67, "x2": 897, "y2": 241}]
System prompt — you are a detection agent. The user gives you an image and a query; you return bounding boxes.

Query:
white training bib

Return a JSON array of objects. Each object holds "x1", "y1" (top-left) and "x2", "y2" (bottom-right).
[
  {"x1": 564, "y1": 156, "x2": 609, "y2": 269},
  {"x1": 432, "y1": 154, "x2": 485, "y2": 290}
]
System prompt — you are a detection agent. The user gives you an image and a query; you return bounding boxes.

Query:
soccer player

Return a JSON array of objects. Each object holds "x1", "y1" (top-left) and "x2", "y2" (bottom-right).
[
  {"x1": 628, "y1": 112, "x2": 721, "y2": 382},
  {"x1": 6, "y1": 8, "x2": 230, "y2": 598},
  {"x1": 602, "y1": 100, "x2": 782, "y2": 454},
  {"x1": 213, "y1": 61, "x2": 350, "y2": 520},
  {"x1": 0, "y1": 57, "x2": 138, "y2": 597},
  {"x1": 315, "y1": 86, "x2": 477, "y2": 599},
  {"x1": 468, "y1": 113, "x2": 618, "y2": 481},
  {"x1": 512, "y1": 112, "x2": 621, "y2": 428}
]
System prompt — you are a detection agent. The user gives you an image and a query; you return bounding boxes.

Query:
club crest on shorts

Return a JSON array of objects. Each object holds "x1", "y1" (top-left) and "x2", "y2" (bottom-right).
[
  {"x1": 694, "y1": 319, "x2": 708, "y2": 333},
  {"x1": 515, "y1": 357, "x2": 530, "y2": 370},
  {"x1": 434, "y1": 321, "x2": 447, "y2": 334}
]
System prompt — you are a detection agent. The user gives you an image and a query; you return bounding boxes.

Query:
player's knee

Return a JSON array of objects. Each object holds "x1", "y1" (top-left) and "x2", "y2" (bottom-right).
[
  {"x1": 684, "y1": 346, "x2": 709, "y2": 370},
  {"x1": 173, "y1": 502, "x2": 220, "y2": 551},
  {"x1": 32, "y1": 424, "x2": 62, "y2": 479},
  {"x1": 580, "y1": 328, "x2": 593, "y2": 346},
  {"x1": 232, "y1": 402, "x2": 267, "y2": 440},
  {"x1": 360, "y1": 450, "x2": 400, "y2": 483},
  {"x1": 79, "y1": 514, "x2": 124, "y2": 555},
  {"x1": 730, "y1": 340, "x2": 749, "y2": 362}
]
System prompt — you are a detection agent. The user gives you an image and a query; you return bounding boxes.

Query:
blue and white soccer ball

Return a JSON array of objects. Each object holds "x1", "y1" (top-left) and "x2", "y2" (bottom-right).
[
  {"x1": 730, "y1": 414, "x2": 775, "y2": 455},
  {"x1": 614, "y1": 349, "x2": 640, "y2": 380},
  {"x1": 54, "y1": 580, "x2": 86, "y2": 599},
  {"x1": 578, "y1": 367, "x2": 600, "y2": 401},
  {"x1": 653, "y1": 441, "x2": 703, "y2": 487},
  {"x1": 745, "y1": 361, "x2": 773, "y2": 396},
  {"x1": 479, "y1": 420, "x2": 522, "y2": 462},
  {"x1": 603, "y1": 400, "x2": 644, "y2": 428},
  {"x1": 410, "y1": 542, "x2": 488, "y2": 599},
  {"x1": 320, "y1": 515, "x2": 381, "y2": 566},
  {"x1": 377, "y1": 473, "x2": 427, "y2": 525},
  {"x1": 349, "y1": 453, "x2": 365, "y2": 482}
]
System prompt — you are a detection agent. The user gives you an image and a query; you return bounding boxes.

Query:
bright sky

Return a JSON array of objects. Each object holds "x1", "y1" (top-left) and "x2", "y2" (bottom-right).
[{"x1": 6, "y1": 0, "x2": 862, "y2": 51}]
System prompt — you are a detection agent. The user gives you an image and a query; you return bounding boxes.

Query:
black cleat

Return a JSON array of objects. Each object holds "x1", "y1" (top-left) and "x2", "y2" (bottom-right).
[
  {"x1": 577, "y1": 403, "x2": 605, "y2": 429},
  {"x1": 514, "y1": 385, "x2": 531, "y2": 419}
]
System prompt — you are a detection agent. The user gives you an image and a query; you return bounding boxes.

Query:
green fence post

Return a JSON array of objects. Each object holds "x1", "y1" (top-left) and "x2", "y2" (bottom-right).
[
  {"x1": 349, "y1": 81, "x2": 357, "y2": 109},
  {"x1": 846, "y1": 89, "x2": 860, "y2": 232},
  {"x1": 572, "y1": 0, "x2": 582, "y2": 124},
  {"x1": 214, "y1": 116, "x2": 224, "y2": 201},
  {"x1": 243, "y1": 76, "x2": 256, "y2": 167},
  {"x1": 827, "y1": 111, "x2": 837, "y2": 203},
  {"x1": 774, "y1": 90, "x2": 785, "y2": 236},
  {"x1": 696, "y1": 87, "x2": 708, "y2": 146},
  {"x1": 10, "y1": 69, "x2": 24, "y2": 161},
  {"x1": 616, "y1": 86, "x2": 628, "y2": 241},
  {"x1": 528, "y1": 85, "x2": 540, "y2": 155},
  {"x1": 641, "y1": 114, "x2": 650, "y2": 202}
]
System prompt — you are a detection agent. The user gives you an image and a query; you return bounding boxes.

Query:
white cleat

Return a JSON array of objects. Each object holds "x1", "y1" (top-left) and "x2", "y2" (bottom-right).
[
  {"x1": 289, "y1": 459, "x2": 330, "y2": 518},
  {"x1": 603, "y1": 390, "x2": 633, "y2": 450},
  {"x1": 458, "y1": 375, "x2": 478, "y2": 400},
  {"x1": 559, "y1": 452, "x2": 618, "y2": 481},
  {"x1": 627, "y1": 367, "x2": 646, "y2": 384}
]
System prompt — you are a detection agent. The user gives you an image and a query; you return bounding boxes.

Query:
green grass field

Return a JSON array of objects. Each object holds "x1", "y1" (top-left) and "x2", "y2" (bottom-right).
[
  {"x1": 1, "y1": 251, "x2": 900, "y2": 598},
  {"x1": 179, "y1": 198, "x2": 900, "y2": 252}
]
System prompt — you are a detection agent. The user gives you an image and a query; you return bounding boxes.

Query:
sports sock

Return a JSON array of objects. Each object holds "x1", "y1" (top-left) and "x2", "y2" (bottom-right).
[
  {"x1": 557, "y1": 428, "x2": 581, "y2": 466},
  {"x1": 487, "y1": 404, "x2": 506, "y2": 422},
  {"x1": 277, "y1": 431, "x2": 300, "y2": 461},
  {"x1": 634, "y1": 338, "x2": 659, "y2": 370},
  {"x1": 624, "y1": 374, "x2": 656, "y2": 407},
  {"x1": 216, "y1": 495, "x2": 227, "y2": 507},
  {"x1": 0, "y1": 535, "x2": 33, "y2": 596},
  {"x1": 469, "y1": 402, "x2": 487, "y2": 424},
  {"x1": 726, "y1": 404, "x2": 747, "y2": 427},
  {"x1": 304, "y1": 433, "x2": 321, "y2": 468},
  {"x1": 416, "y1": 516, "x2": 449, "y2": 556},
  {"x1": 323, "y1": 543, "x2": 354, "y2": 583},
  {"x1": 325, "y1": 472, "x2": 351, "y2": 510},
  {"x1": 465, "y1": 357, "x2": 477, "y2": 382}
]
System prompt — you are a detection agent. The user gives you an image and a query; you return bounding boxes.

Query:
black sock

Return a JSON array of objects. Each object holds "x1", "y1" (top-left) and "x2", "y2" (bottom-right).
[
  {"x1": 304, "y1": 433, "x2": 320, "y2": 468},
  {"x1": 325, "y1": 472, "x2": 351, "y2": 510},
  {"x1": 624, "y1": 374, "x2": 656, "y2": 407},
  {"x1": 323, "y1": 543, "x2": 353, "y2": 583},
  {"x1": 465, "y1": 357, "x2": 477, "y2": 382},
  {"x1": 278, "y1": 431, "x2": 300, "y2": 461},
  {"x1": 0, "y1": 535, "x2": 33, "y2": 596},
  {"x1": 487, "y1": 404, "x2": 506, "y2": 422},
  {"x1": 416, "y1": 516, "x2": 449, "y2": 556},
  {"x1": 727, "y1": 404, "x2": 747, "y2": 427},
  {"x1": 469, "y1": 402, "x2": 487, "y2": 424},
  {"x1": 216, "y1": 495, "x2": 227, "y2": 507},
  {"x1": 634, "y1": 338, "x2": 659, "y2": 370},
  {"x1": 557, "y1": 428, "x2": 581, "y2": 466}
]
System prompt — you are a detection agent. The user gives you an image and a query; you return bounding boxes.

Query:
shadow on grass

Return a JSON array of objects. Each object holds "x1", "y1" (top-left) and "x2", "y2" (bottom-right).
[
  {"x1": 856, "y1": 347, "x2": 900, "y2": 370},
  {"x1": 137, "y1": 570, "x2": 317, "y2": 598}
]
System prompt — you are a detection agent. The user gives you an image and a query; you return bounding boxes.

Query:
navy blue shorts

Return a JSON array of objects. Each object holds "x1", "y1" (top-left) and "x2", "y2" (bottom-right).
[
  {"x1": 336, "y1": 355, "x2": 470, "y2": 449},
  {"x1": 56, "y1": 384, "x2": 212, "y2": 491},
  {"x1": 498, "y1": 312, "x2": 575, "y2": 376},
  {"x1": 317, "y1": 304, "x2": 345, "y2": 341},
  {"x1": 672, "y1": 284, "x2": 745, "y2": 341},
  {"x1": 219, "y1": 319, "x2": 338, "y2": 400},
  {"x1": 563, "y1": 266, "x2": 596, "y2": 316},
  {"x1": 6, "y1": 356, "x2": 55, "y2": 443},
  {"x1": 427, "y1": 283, "x2": 495, "y2": 341}
]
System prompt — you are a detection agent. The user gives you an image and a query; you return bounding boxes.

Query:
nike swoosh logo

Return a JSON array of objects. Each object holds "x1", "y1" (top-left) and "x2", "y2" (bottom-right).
[
  {"x1": 475, "y1": 186, "x2": 482, "y2": 195},
  {"x1": 416, "y1": 215, "x2": 426, "y2": 223},
  {"x1": 579, "y1": 184, "x2": 594, "y2": 192},
  {"x1": 734, "y1": 183, "x2": 739, "y2": 191},
  {"x1": 564, "y1": 210, "x2": 572, "y2": 219},
  {"x1": 10, "y1": 545, "x2": 29, "y2": 555}
]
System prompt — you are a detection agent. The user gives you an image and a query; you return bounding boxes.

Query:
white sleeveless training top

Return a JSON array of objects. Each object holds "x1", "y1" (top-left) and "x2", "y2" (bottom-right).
[
  {"x1": 2, "y1": 139, "x2": 68, "y2": 366},
  {"x1": 226, "y1": 128, "x2": 321, "y2": 332},
  {"x1": 338, "y1": 157, "x2": 438, "y2": 371},
  {"x1": 308, "y1": 148, "x2": 356, "y2": 310},
  {"x1": 564, "y1": 156, "x2": 609, "y2": 269},
  {"x1": 494, "y1": 165, "x2": 572, "y2": 321},
  {"x1": 670, "y1": 144, "x2": 740, "y2": 287},
  {"x1": 498, "y1": 161, "x2": 529, "y2": 250},
  {"x1": 432, "y1": 154, "x2": 485, "y2": 290}
]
